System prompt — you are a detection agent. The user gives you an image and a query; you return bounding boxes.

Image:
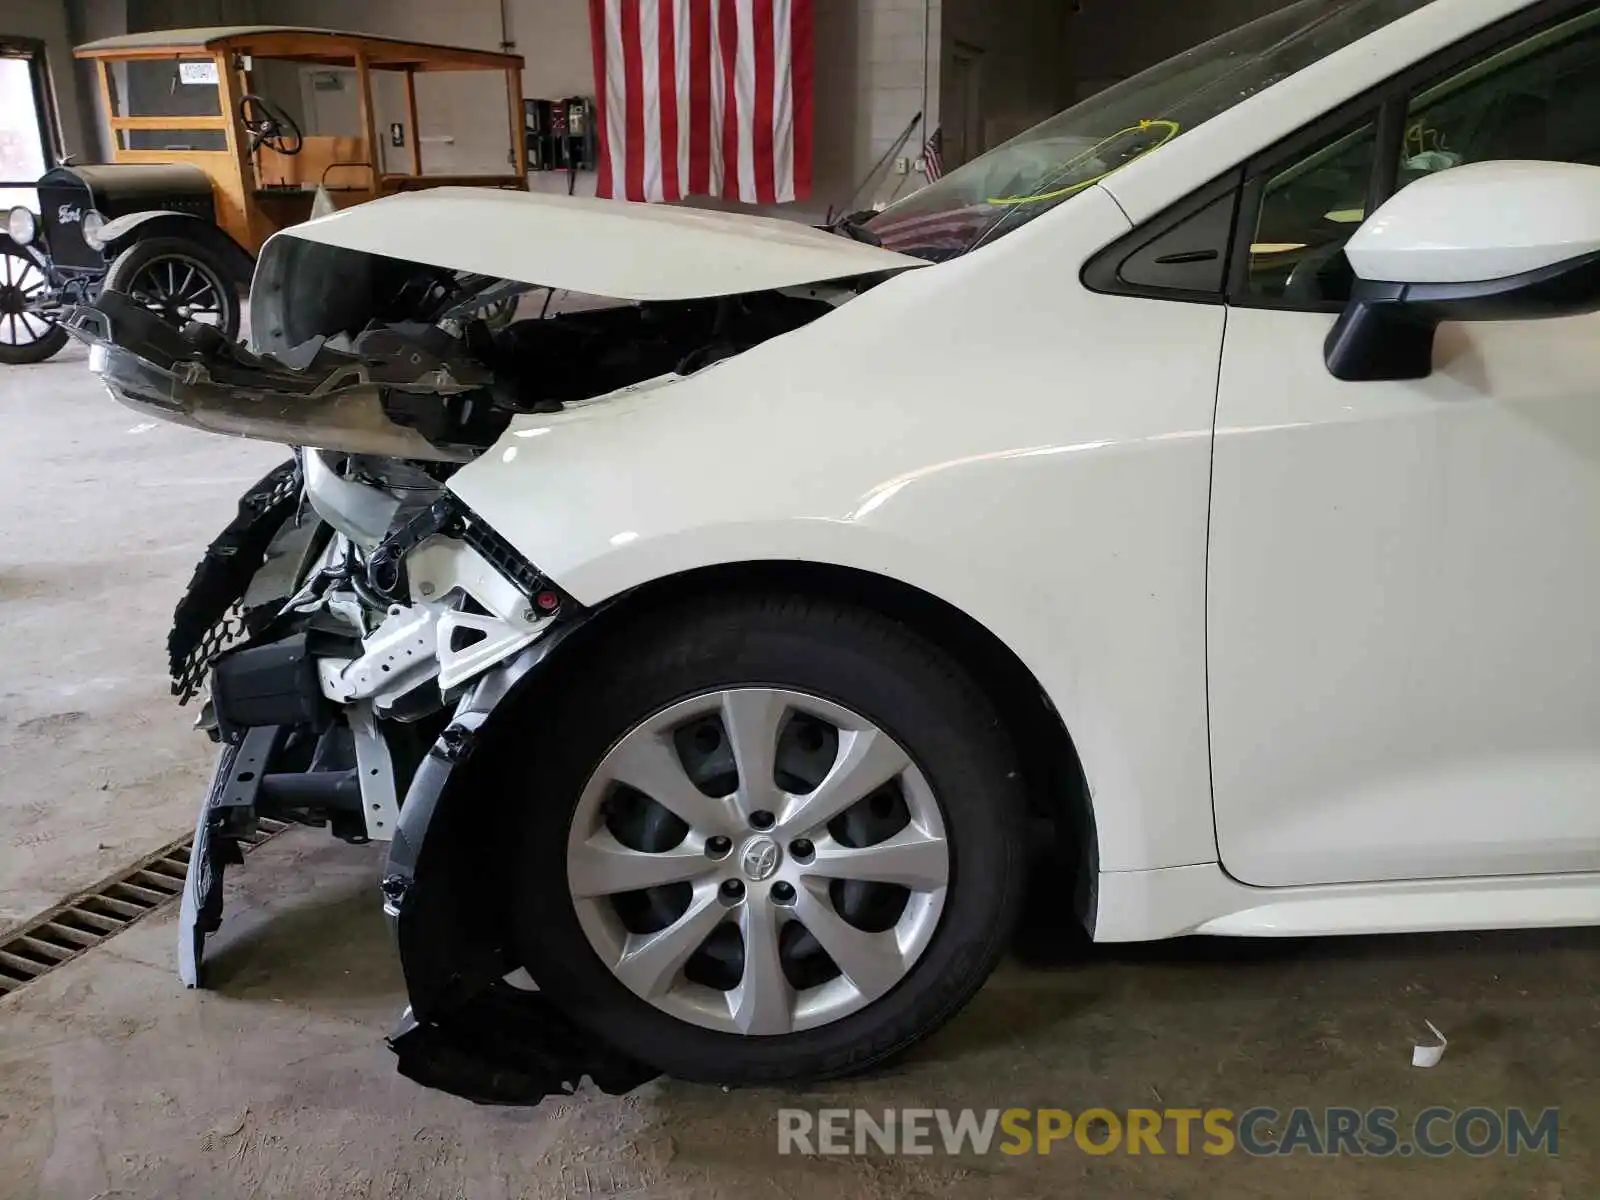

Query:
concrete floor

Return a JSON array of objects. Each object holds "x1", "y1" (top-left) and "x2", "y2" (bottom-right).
[
  {"x1": 0, "y1": 345, "x2": 283, "y2": 929},
  {"x1": 2, "y1": 350, "x2": 1597, "y2": 1199}
]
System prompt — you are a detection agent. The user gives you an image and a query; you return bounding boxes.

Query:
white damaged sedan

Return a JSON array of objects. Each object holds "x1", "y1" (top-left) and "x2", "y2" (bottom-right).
[{"x1": 71, "y1": 0, "x2": 1600, "y2": 1088}]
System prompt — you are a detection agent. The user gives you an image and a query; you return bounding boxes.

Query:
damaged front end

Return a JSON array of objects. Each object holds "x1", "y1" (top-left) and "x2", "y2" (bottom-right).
[
  {"x1": 66, "y1": 192, "x2": 921, "y2": 1101},
  {"x1": 69, "y1": 292, "x2": 497, "y2": 463}
]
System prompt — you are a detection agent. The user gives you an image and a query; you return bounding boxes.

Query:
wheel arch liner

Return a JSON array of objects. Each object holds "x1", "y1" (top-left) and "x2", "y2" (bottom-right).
[
  {"x1": 382, "y1": 624, "x2": 584, "y2": 1021},
  {"x1": 378, "y1": 618, "x2": 664, "y2": 1101}
]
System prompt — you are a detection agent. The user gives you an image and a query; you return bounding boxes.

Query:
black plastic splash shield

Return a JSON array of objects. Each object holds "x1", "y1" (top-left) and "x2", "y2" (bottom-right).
[
  {"x1": 388, "y1": 983, "x2": 659, "y2": 1105},
  {"x1": 377, "y1": 627, "x2": 658, "y2": 1105},
  {"x1": 168, "y1": 456, "x2": 303, "y2": 703}
]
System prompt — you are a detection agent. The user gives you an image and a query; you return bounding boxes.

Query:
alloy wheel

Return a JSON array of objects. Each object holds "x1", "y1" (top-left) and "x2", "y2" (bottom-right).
[{"x1": 567, "y1": 688, "x2": 950, "y2": 1036}]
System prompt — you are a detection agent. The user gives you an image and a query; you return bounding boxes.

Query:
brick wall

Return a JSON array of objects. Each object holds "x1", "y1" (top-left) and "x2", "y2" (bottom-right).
[{"x1": 847, "y1": 0, "x2": 940, "y2": 214}]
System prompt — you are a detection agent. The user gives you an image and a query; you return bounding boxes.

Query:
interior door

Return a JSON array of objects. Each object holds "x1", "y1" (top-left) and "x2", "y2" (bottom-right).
[
  {"x1": 943, "y1": 43, "x2": 984, "y2": 171},
  {"x1": 1209, "y1": 8, "x2": 1600, "y2": 887}
]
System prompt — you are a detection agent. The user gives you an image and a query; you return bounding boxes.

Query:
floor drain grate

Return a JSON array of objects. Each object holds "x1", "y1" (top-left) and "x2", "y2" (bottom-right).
[{"x1": 0, "y1": 818, "x2": 289, "y2": 997}]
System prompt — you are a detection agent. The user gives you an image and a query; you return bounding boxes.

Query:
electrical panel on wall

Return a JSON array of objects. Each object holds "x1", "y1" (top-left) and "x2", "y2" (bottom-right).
[{"x1": 525, "y1": 98, "x2": 596, "y2": 173}]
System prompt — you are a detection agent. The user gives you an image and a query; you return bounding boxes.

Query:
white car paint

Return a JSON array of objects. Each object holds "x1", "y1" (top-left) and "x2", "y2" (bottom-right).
[
  {"x1": 451, "y1": 186, "x2": 1226, "y2": 876},
  {"x1": 1211, "y1": 298, "x2": 1600, "y2": 887},
  {"x1": 260, "y1": 186, "x2": 925, "y2": 302},
  {"x1": 1347, "y1": 159, "x2": 1600, "y2": 282},
  {"x1": 295, "y1": 0, "x2": 1600, "y2": 942},
  {"x1": 1094, "y1": 865, "x2": 1600, "y2": 941}
]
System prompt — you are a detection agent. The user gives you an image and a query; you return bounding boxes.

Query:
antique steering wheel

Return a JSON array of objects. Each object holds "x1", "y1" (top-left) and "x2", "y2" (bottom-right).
[{"x1": 238, "y1": 94, "x2": 304, "y2": 156}]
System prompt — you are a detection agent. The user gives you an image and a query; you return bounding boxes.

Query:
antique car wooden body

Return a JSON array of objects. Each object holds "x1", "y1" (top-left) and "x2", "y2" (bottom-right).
[{"x1": 0, "y1": 25, "x2": 526, "y2": 363}]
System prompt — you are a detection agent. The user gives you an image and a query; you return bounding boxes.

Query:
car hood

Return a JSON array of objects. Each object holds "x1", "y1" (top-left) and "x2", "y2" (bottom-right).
[{"x1": 256, "y1": 187, "x2": 927, "y2": 302}]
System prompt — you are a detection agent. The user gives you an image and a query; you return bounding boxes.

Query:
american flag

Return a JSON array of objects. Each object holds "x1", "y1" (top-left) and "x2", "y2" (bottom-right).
[
  {"x1": 588, "y1": 0, "x2": 815, "y2": 204},
  {"x1": 867, "y1": 201, "x2": 993, "y2": 256},
  {"x1": 921, "y1": 125, "x2": 943, "y2": 181}
]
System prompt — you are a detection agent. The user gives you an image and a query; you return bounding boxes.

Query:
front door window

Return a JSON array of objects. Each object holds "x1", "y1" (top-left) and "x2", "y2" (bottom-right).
[{"x1": 1241, "y1": 3, "x2": 1600, "y2": 310}]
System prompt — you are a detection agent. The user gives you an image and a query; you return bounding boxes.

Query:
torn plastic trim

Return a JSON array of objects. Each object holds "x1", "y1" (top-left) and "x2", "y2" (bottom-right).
[
  {"x1": 387, "y1": 982, "x2": 660, "y2": 1104},
  {"x1": 304, "y1": 449, "x2": 400, "y2": 550},
  {"x1": 168, "y1": 457, "x2": 306, "y2": 705},
  {"x1": 382, "y1": 624, "x2": 579, "y2": 1021},
  {"x1": 65, "y1": 293, "x2": 487, "y2": 462},
  {"x1": 380, "y1": 615, "x2": 664, "y2": 1103}
]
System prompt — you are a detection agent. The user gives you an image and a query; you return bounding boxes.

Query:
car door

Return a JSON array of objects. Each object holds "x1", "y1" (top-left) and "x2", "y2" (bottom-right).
[{"x1": 1208, "y1": 2, "x2": 1600, "y2": 887}]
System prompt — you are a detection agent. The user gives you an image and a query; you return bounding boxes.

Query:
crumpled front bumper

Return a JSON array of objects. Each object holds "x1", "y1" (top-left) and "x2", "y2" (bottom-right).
[
  {"x1": 165, "y1": 463, "x2": 657, "y2": 1102},
  {"x1": 63, "y1": 291, "x2": 487, "y2": 461}
]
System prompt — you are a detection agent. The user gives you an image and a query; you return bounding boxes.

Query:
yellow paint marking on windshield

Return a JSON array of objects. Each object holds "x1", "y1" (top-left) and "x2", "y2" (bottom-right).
[{"x1": 985, "y1": 119, "x2": 1181, "y2": 206}]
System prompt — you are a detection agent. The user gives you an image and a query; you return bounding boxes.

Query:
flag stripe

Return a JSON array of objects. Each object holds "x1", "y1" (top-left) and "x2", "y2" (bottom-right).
[
  {"x1": 751, "y1": 0, "x2": 776, "y2": 204},
  {"x1": 708, "y1": 0, "x2": 725, "y2": 194},
  {"x1": 589, "y1": 0, "x2": 812, "y2": 205},
  {"x1": 663, "y1": 0, "x2": 686, "y2": 201},
  {"x1": 718, "y1": 0, "x2": 740, "y2": 200},
  {"x1": 589, "y1": 0, "x2": 615, "y2": 197},
  {"x1": 870, "y1": 200, "x2": 988, "y2": 234},
  {"x1": 790, "y1": 0, "x2": 813, "y2": 201},
  {"x1": 771, "y1": 0, "x2": 794, "y2": 201},
  {"x1": 688, "y1": 0, "x2": 711, "y2": 195},
  {"x1": 640, "y1": 0, "x2": 662, "y2": 201},
  {"x1": 733, "y1": 0, "x2": 761, "y2": 204},
  {"x1": 922, "y1": 125, "x2": 944, "y2": 181},
  {"x1": 621, "y1": 0, "x2": 647, "y2": 201}
]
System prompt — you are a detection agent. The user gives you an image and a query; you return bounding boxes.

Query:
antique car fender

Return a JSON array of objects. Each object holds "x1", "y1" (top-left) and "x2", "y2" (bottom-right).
[{"x1": 98, "y1": 210, "x2": 256, "y2": 285}]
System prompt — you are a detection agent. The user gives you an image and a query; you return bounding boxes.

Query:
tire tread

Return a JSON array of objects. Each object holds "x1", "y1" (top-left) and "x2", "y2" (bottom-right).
[{"x1": 508, "y1": 591, "x2": 1028, "y2": 1085}]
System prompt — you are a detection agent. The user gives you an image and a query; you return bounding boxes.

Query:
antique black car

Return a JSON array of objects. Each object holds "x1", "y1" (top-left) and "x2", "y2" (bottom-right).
[
  {"x1": 1, "y1": 25, "x2": 528, "y2": 365},
  {"x1": 3, "y1": 162, "x2": 253, "y2": 364}
]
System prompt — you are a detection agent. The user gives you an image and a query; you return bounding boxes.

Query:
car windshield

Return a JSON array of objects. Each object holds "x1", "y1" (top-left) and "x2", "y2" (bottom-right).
[{"x1": 865, "y1": 0, "x2": 1438, "y2": 258}]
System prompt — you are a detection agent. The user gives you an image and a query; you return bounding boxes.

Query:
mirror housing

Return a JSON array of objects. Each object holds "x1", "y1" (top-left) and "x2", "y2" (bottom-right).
[{"x1": 1325, "y1": 161, "x2": 1600, "y2": 381}]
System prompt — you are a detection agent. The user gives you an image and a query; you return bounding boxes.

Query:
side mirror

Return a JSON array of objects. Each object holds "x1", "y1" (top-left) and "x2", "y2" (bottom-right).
[{"x1": 1324, "y1": 160, "x2": 1600, "y2": 381}]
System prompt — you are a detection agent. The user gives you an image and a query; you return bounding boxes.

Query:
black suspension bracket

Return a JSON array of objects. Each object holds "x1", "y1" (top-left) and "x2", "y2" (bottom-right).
[
  {"x1": 365, "y1": 494, "x2": 570, "y2": 616},
  {"x1": 365, "y1": 497, "x2": 464, "y2": 602}
]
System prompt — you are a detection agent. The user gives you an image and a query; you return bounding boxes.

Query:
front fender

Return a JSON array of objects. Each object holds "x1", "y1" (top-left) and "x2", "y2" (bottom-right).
[
  {"x1": 446, "y1": 187, "x2": 1221, "y2": 876},
  {"x1": 102, "y1": 211, "x2": 256, "y2": 285}
]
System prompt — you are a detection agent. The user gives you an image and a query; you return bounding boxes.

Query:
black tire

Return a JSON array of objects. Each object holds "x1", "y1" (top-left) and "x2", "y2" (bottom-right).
[
  {"x1": 510, "y1": 594, "x2": 1029, "y2": 1085},
  {"x1": 0, "y1": 244, "x2": 68, "y2": 364},
  {"x1": 102, "y1": 236, "x2": 242, "y2": 341}
]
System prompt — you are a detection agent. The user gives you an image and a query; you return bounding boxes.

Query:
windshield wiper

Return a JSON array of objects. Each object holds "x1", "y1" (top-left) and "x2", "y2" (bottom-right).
[{"x1": 829, "y1": 210, "x2": 883, "y2": 246}]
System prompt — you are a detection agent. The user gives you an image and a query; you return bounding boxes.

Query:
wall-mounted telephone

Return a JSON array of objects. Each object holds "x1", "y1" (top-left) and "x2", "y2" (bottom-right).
[{"x1": 525, "y1": 97, "x2": 596, "y2": 173}]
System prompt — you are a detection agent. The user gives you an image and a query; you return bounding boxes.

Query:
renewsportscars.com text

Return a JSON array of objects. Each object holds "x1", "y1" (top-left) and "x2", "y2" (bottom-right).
[{"x1": 777, "y1": 1106, "x2": 1559, "y2": 1158}]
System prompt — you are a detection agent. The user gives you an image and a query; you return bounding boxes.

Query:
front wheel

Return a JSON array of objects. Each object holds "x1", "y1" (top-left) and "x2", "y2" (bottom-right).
[
  {"x1": 102, "y1": 236, "x2": 242, "y2": 341},
  {"x1": 0, "y1": 243, "x2": 68, "y2": 364},
  {"x1": 511, "y1": 595, "x2": 1029, "y2": 1084}
]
